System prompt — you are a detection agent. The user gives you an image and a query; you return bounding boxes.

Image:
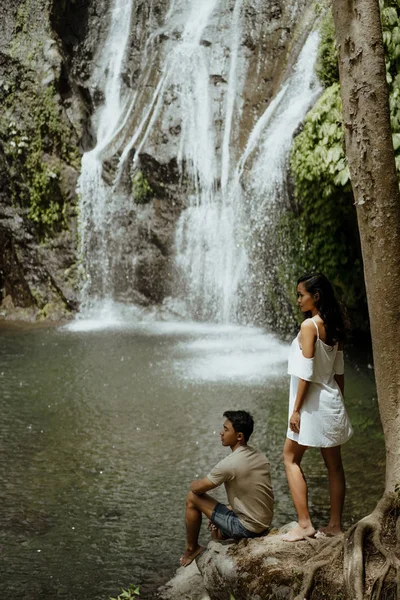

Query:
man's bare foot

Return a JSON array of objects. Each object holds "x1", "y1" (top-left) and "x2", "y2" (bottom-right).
[
  {"x1": 179, "y1": 545, "x2": 203, "y2": 567},
  {"x1": 281, "y1": 524, "x2": 315, "y2": 542}
]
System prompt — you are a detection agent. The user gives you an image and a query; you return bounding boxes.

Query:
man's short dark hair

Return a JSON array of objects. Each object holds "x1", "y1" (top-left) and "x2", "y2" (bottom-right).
[{"x1": 223, "y1": 410, "x2": 254, "y2": 442}]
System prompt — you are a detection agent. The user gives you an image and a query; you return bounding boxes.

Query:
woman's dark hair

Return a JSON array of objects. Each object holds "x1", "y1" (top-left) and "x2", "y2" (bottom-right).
[
  {"x1": 297, "y1": 273, "x2": 350, "y2": 345},
  {"x1": 223, "y1": 410, "x2": 254, "y2": 442}
]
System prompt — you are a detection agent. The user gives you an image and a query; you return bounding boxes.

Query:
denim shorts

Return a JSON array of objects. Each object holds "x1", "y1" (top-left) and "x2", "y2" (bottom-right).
[{"x1": 211, "y1": 502, "x2": 268, "y2": 540}]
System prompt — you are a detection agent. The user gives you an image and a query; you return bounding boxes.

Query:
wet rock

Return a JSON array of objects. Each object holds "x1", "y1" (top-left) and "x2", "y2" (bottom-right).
[{"x1": 158, "y1": 560, "x2": 210, "y2": 600}]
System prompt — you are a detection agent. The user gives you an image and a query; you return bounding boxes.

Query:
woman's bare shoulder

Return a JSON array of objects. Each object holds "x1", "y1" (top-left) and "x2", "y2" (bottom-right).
[
  {"x1": 299, "y1": 319, "x2": 317, "y2": 342},
  {"x1": 300, "y1": 318, "x2": 317, "y2": 332}
]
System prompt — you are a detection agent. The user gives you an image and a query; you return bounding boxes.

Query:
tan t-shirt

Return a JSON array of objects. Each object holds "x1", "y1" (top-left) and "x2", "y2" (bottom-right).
[{"x1": 207, "y1": 445, "x2": 274, "y2": 533}]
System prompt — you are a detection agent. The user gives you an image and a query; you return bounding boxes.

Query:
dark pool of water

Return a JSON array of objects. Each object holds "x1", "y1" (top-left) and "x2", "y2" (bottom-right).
[{"x1": 0, "y1": 319, "x2": 384, "y2": 599}]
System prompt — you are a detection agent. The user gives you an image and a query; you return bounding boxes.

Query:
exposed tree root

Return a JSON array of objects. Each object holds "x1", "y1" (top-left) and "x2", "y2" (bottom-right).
[
  {"x1": 292, "y1": 492, "x2": 400, "y2": 600},
  {"x1": 344, "y1": 492, "x2": 399, "y2": 600},
  {"x1": 293, "y1": 537, "x2": 343, "y2": 600},
  {"x1": 370, "y1": 560, "x2": 390, "y2": 600}
]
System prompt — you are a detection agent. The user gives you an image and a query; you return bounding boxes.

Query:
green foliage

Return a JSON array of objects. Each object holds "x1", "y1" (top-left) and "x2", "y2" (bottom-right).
[
  {"x1": 1, "y1": 83, "x2": 80, "y2": 233},
  {"x1": 291, "y1": 84, "x2": 348, "y2": 192},
  {"x1": 315, "y1": 9, "x2": 339, "y2": 87},
  {"x1": 283, "y1": 1, "x2": 400, "y2": 330},
  {"x1": 110, "y1": 583, "x2": 140, "y2": 600},
  {"x1": 287, "y1": 84, "x2": 365, "y2": 323},
  {"x1": 14, "y1": 0, "x2": 32, "y2": 37},
  {"x1": 132, "y1": 171, "x2": 153, "y2": 204},
  {"x1": 313, "y1": 3, "x2": 400, "y2": 170},
  {"x1": 380, "y1": 1, "x2": 400, "y2": 171}
]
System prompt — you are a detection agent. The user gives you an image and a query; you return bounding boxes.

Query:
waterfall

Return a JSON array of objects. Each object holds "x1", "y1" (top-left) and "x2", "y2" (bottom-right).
[
  {"x1": 244, "y1": 33, "x2": 321, "y2": 215},
  {"x1": 116, "y1": 0, "x2": 219, "y2": 192},
  {"x1": 172, "y1": 0, "x2": 248, "y2": 323},
  {"x1": 233, "y1": 31, "x2": 322, "y2": 321},
  {"x1": 75, "y1": 0, "x2": 321, "y2": 325},
  {"x1": 77, "y1": 0, "x2": 134, "y2": 307},
  {"x1": 173, "y1": 28, "x2": 321, "y2": 323}
]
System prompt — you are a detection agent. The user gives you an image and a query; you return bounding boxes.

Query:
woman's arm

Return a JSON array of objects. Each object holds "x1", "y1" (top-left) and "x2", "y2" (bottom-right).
[
  {"x1": 334, "y1": 341, "x2": 345, "y2": 395},
  {"x1": 290, "y1": 320, "x2": 316, "y2": 434},
  {"x1": 334, "y1": 374, "x2": 344, "y2": 396}
]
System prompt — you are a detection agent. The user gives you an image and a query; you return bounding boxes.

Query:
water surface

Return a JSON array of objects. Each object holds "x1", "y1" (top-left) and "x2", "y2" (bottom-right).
[{"x1": 0, "y1": 318, "x2": 384, "y2": 599}]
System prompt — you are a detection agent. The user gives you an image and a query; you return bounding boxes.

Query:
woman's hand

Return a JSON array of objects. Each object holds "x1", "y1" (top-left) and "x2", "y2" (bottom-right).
[{"x1": 290, "y1": 410, "x2": 300, "y2": 433}]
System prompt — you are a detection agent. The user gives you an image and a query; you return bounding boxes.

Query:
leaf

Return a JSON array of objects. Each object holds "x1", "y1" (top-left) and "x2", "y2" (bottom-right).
[
  {"x1": 333, "y1": 166, "x2": 350, "y2": 187},
  {"x1": 392, "y1": 133, "x2": 400, "y2": 150},
  {"x1": 382, "y1": 6, "x2": 398, "y2": 26},
  {"x1": 129, "y1": 584, "x2": 140, "y2": 596},
  {"x1": 392, "y1": 26, "x2": 400, "y2": 45}
]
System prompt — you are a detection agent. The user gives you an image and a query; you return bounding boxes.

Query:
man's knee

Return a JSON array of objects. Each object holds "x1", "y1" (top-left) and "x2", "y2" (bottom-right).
[{"x1": 186, "y1": 490, "x2": 198, "y2": 507}]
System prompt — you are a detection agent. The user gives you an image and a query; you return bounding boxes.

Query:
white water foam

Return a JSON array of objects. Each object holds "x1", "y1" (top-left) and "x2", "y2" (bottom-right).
[
  {"x1": 174, "y1": 326, "x2": 289, "y2": 382},
  {"x1": 64, "y1": 303, "x2": 288, "y2": 384}
]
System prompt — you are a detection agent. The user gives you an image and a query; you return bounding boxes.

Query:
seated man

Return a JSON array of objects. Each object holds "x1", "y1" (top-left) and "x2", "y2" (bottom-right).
[{"x1": 180, "y1": 410, "x2": 274, "y2": 567}]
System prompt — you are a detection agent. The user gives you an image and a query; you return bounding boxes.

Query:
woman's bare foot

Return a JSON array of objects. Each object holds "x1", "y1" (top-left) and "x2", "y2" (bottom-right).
[
  {"x1": 316, "y1": 525, "x2": 343, "y2": 537},
  {"x1": 281, "y1": 524, "x2": 316, "y2": 542},
  {"x1": 179, "y1": 545, "x2": 203, "y2": 567}
]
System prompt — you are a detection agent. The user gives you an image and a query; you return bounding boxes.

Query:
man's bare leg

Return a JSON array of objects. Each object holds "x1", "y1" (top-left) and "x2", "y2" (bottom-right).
[
  {"x1": 210, "y1": 527, "x2": 227, "y2": 541},
  {"x1": 180, "y1": 491, "x2": 218, "y2": 567}
]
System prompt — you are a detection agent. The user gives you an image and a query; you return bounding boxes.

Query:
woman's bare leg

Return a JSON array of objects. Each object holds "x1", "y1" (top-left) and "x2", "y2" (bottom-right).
[
  {"x1": 282, "y1": 438, "x2": 315, "y2": 541},
  {"x1": 320, "y1": 445, "x2": 345, "y2": 535}
]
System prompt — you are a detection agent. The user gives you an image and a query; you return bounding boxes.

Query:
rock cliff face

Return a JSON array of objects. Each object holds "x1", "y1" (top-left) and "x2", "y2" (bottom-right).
[
  {"x1": 0, "y1": 0, "x2": 83, "y2": 320},
  {"x1": 0, "y1": 0, "x2": 314, "y2": 321}
]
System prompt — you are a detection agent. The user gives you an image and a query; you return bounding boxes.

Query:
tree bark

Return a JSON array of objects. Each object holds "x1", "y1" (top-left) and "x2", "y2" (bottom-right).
[{"x1": 332, "y1": 0, "x2": 400, "y2": 492}]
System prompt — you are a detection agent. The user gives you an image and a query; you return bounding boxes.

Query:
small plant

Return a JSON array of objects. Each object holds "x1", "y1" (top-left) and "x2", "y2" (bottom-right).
[
  {"x1": 110, "y1": 583, "x2": 140, "y2": 599},
  {"x1": 132, "y1": 171, "x2": 153, "y2": 204}
]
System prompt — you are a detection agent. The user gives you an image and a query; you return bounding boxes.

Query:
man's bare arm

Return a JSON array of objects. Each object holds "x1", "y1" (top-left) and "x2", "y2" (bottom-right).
[{"x1": 190, "y1": 477, "x2": 218, "y2": 495}]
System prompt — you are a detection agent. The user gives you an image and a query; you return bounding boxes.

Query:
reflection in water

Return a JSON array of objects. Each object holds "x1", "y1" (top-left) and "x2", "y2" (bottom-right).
[{"x1": 0, "y1": 323, "x2": 384, "y2": 599}]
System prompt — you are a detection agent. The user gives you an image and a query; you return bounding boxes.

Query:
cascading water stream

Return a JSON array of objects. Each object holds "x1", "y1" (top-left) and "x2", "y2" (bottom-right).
[
  {"x1": 174, "y1": 28, "x2": 321, "y2": 323},
  {"x1": 244, "y1": 32, "x2": 321, "y2": 218},
  {"x1": 116, "y1": 0, "x2": 219, "y2": 194},
  {"x1": 173, "y1": 0, "x2": 249, "y2": 323},
  {"x1": 77, "y1": 0, "x2": 134, "y2": 308}
]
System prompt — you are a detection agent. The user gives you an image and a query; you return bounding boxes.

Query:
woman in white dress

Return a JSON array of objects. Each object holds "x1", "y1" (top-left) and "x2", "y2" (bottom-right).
[{"x1": 282, "y1": 273, "x2": 353, "y2": 542}]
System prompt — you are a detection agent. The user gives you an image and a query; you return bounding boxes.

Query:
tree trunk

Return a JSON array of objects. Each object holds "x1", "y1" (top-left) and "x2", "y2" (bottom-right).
[{"x1": 332, "y1": 0, "x2": 400, "y2": 493}]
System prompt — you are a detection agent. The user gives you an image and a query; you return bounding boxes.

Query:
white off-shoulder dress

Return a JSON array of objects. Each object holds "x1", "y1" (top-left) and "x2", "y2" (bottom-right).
[{"x1": 286, "y1": 317, "x2": 353, "y2": 447}]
